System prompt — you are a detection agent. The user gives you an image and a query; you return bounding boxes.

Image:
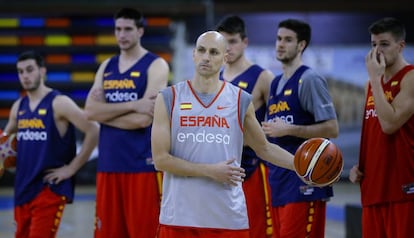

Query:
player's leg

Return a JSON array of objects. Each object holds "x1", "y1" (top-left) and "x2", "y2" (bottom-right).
[
  {"x1": 271, "y1": 201, "x2": 326, "y2": 238},
  {"x1": 243, "y1": 163, "x2": 272, "y2": 238},
  {"x1": 124, "y1": 172, "x2": 161, "y2": 238},
  {"x1": 385, "y1": 201, "x2": 414, "y2": 238},
  {"x1": 14, "y1": 203, "x2": 31, "y2": 238},
  {"x1": 362, "y1": 205, "x2": 386, "y2": 238},
  {"x1": 94, "y1": 172, "x2": 128, "y2": 238},
  {"x1": 27, "y1": 186, "x2": 66, "y2": 238}
]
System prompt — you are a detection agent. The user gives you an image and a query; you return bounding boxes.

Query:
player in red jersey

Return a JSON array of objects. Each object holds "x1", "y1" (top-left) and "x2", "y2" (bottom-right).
[{"x1": 349, "y1": 17, "x2": 414, "y2": 238}]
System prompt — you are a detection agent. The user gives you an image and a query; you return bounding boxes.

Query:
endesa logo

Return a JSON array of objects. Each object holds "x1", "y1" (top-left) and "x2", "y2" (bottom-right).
[
  {"x1": 104, "y1": 79, "x2": 138, "y2": 102},
  {"x1": 177, "y1": 130, "x2": 231, "y2": 145},
  {"x1": 365, "y1": 90, "x2": 393, "y2": 120},
  {"x1": 17, "y1": 118, "x2": 47, "y2": 141},
  {"x1": 178, "y1": 115, "x2": 231, "y2": 144},
  {"x1": 365, "y1": 108, "x2": 378, "y2": 120},
  {"x1": 267, "y1": 115, "x2": 294, "y2": 124}
]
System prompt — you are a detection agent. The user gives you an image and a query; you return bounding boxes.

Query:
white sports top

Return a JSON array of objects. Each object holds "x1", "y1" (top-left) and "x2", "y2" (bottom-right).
[{"x1": 160, "y1": 80, "x2": 250, "y2": 229}]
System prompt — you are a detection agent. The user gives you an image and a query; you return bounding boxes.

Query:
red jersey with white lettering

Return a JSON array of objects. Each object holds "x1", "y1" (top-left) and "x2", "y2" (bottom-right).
[{"x1": 359, "y1": 65, "x2": 414, "y2": 206}]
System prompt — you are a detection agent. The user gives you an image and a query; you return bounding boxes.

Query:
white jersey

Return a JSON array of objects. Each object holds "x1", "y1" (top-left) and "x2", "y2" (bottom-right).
[{"x1": 160, "y1": 80, "x2": 249, "y2": 229}]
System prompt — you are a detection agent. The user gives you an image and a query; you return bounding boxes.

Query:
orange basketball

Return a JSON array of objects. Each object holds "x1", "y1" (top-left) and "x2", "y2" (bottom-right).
[
  {"x1": 0, "y1": 133, "x2": 17, "y2": 171},
  {"x1": 294, "y1": 137, "x2": 343, "y2": 187}
]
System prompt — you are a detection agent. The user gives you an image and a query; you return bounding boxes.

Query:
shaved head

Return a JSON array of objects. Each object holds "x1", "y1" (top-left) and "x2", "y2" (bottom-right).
[{"x1": 196, "y1": 31, "x2": 227, "y2": 52}]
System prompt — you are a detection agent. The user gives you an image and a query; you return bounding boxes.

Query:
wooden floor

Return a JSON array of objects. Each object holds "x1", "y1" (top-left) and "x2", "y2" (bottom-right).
[{"x1": 0, "y1": 182, "x2": 360, "y2": 238}]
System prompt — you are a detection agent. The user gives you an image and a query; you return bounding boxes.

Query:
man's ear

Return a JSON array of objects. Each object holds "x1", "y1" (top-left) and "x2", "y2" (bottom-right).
[
  {"x1": 137, "y1": 27, "x2": 144, "y2": 37},
  {"x1": 223, "y1": 52, "x2": 229, "y2": 64},
  {"x1": 40, "y1": 67, "x2": 47, "y2": 81},
  {"x1": 398, "y1": 40, "x2": 406, "y2": 53},
  {"x1": 298, "y1": 40, "x2": 307, "y2": 53}
]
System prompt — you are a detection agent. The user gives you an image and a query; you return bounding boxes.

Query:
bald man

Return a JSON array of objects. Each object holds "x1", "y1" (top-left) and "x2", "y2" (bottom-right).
[{"x1": 151, "y1": 31, "x2": 295, "y2": 238}]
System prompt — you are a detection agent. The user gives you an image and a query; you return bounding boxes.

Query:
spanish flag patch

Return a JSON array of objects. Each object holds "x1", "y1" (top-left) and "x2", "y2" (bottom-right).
[
  {"x1": 130, "y1": 71, "x2": 140, "y2": 77},
  {"x1": 38, "y1": 109, "x2": 47, "y2": 115},
  {"x1": 284, "y1": 89, "x2": 292, "y2": 96},
  {"x1": 238, "y1": 81, "x2": 248, "y2": 89},
  {"x1": 180, "y1": 103, "x2": 192, "y2": 110}
]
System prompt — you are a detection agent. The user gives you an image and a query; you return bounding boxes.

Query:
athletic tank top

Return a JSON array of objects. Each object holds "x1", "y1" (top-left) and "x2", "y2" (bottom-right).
[
  {"x1": 266, "y1": 65, "x2": 333, "y2": 206},
  {"x1": 15, "y1": 90, "x2": 76, "y2": 206},
  {"x1": 160, "y1": 80, "x2": 250, "y2": 229},
  {"x1": 220, "y1": 64, "x2": 266, "y2": 178},
  {"x1": 98, "y1": 52, "x2": 158, "y2": 172},
  {"x1": 359, "y1": 65, "x2": 414, "y2": 206}
]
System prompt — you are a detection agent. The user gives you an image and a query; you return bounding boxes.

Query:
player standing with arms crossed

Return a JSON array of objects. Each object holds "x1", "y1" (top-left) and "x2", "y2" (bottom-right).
[
  {"x1": 84, "y1": 7, "x2": 169, "y2": 238},
  {"x1": 349, "y1": 17, "x2": 414, "y2": 238},
  {"x1": 2, "y1": 50, "x2": 99, "y2": 238},
  {"x1": 151, "y1": 31, "x2": 297, "y2": 238},
  {"x1": 215, "y1": 15, "x2": 275, "y2": 237},
  {"x1": 262, "y1": 19, "x2": 339, "y2": 238}
]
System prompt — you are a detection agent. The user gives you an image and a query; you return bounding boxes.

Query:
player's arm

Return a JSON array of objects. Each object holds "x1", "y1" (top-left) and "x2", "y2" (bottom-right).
[
  {"x1": 84, "y1": 59, "x2": 155, "y2": 124},
  {"x1": 151, "y1": 93, "x2": 245, "y2": 186},
  {"x1": 44, "y1": 95, "x2": 99, "y2": 184},
  {"x1": 370, "y1": 70, "x2": 414, "y2": 134},
  {"x1": 103, "y1": 57, "x2": 169, "y2": 129},
  {"x1": 244, "y1": 102, "x2": 294, "y2": 170},
  {"x1": 251, "y1": 69, "x2": 273, "y2": 110},
  {"x1": 2, "y1": 98, "x2": 20, "y2": 135},
  {"x1": 263, "y1": 118, "x2": 338, "y2": 139}
]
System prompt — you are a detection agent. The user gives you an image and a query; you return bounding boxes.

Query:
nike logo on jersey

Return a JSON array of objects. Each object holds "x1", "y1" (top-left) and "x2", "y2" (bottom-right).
[
  {"x1": 103, "y1": 72, "x2": 112, "y2": 77},
  {"x1": 217, "y1": 106, "x2": 228, "y2": 110}
]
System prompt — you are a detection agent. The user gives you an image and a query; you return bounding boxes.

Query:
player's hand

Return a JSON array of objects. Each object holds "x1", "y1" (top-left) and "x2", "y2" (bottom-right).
[
  {"x1": 44, "y1": 165, "x2": 75, "y2": 185},
  {"x1": 209, "y1": 159, "x2": 246, "y2": 186},
  {"x1": 132, "y1": 94, "x2": 157, "y2": 116},
  {"x1": 261, "y1": 118, "x2": 290, "y2": 137},
  {"x1": 349, "y1": 164, "x2": 363, "y2": 184},
  {"x1": 365, "y1": 48, "x2": 385, "y2": 86}
]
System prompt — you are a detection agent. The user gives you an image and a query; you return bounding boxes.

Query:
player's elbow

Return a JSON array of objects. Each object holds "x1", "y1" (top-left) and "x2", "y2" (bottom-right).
[
  {"x1": 152, "y1": 155, "x2": 168, "y2": 172},
  {"x1": 84, "y1": 111, "x2": 94, "y2": 121},
  {"x1": 380, "y1": 123, "x2": 398, "y2": 135},
  {"x1": 84, "y1": 106, "x2": 99, "y2": 121},
  {"x1": 153, "y1": 160, "x2": 162, "y2": 171},
  {"x1": 136, "y1": 116, "x2": 153, "y2": 128},
  {"x1": 325, "y1": 119, "x2": 339, "y2": 138}
]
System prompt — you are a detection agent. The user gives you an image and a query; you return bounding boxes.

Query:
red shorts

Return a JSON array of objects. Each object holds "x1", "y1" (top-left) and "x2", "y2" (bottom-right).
[
  {"x1": 156, "y1": 224, "x2": 250, "y2": 238},
  {"x1": 94, "y1": 172, "x2": 162, "y2": 238},
  {"x1": 362, "y1": 201, "x2": 414, "y2": 238},
  {"x1": 243, "y1": 162, "x2": 273, "y2": 237},
  {"x1": 14, "y1": 186, "x2": 67, "y2": 238},
  {"x1": 271, "y1": 200, "x2": 326, "y2": 238}
]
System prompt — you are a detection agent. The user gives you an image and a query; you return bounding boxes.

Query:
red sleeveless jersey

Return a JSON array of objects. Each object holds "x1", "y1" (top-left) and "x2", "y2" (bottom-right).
[{"x1": 359, "y1": 65, "x2": 414, "y2": 206}]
